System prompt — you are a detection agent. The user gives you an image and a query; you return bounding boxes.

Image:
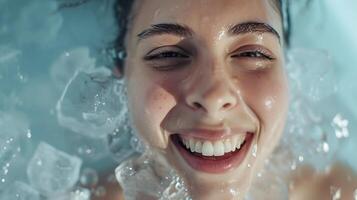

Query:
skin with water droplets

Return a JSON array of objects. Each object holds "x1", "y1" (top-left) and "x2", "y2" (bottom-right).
[{"x1": 124, "y1": 0, "x2": 289, "y2": 199}]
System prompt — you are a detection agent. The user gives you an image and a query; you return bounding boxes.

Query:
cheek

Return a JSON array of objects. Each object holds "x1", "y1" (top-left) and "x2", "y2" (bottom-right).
[
  {"x1": 127, "y1": 80, "x2": 176, "y2": 148},
  {"x1": 239, "y1": 70, "x2": 289, "y2": 153},
  {"x1": 145, "y1": 86, "x2": 176, "y2": 124}
]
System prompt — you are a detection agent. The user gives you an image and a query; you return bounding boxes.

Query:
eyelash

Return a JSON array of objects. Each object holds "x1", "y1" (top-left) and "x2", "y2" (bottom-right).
[
  {"x1": 232, "y1": 50, "x2": 275, "y2": 61},
  {"x1": 144, "y1": 50, "x2": 274, "y2": 61},
  {"x1": 144, "y1": 51, "x2": 189, "y2": 60}
]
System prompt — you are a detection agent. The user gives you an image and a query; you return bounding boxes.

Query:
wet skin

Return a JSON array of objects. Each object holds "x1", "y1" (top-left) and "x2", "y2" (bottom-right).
[{"x1": 122, "y1": 0, "x2": 289, "y2": 199}]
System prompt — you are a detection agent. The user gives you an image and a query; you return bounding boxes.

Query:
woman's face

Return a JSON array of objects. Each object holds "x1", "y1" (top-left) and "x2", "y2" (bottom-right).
[{"x1": 123, "y1": 0, "x2": 288, "y2": 198}]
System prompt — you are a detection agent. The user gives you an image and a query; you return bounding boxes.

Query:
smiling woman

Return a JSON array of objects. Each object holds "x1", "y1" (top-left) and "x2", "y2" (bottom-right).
[{"x1": 113, "y1": 0, "x2": 288, "y2": 199}]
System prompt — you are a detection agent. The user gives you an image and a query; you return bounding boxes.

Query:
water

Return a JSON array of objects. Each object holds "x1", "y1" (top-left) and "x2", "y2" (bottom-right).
[
  {"x1": 0, "y1": 0, "x2": 356, "y2": 199},
  {"x1": 0, "y1": 181, "x2": 40, "y2": 200}
]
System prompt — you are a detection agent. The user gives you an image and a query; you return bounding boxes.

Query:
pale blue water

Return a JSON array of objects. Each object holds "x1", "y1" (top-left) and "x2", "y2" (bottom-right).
[{"x1": 0, "y1": 0, "x2": 356, "y2": 199}]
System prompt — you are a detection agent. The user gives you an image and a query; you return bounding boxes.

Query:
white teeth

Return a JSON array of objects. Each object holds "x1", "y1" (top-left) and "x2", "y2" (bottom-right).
[
  {"x1": 236, "y1": 135, "x2": 245, "y2": 149},
  {"x1": 231, "y1": 136, "x2": 238, "y2": 151},
  {"x1": 213, "y1": 141, "x2": 225, "y2": 156},
  {"x1": 181, "y1": 134, "x2": 247, "y2": 157},
  {"x1": 194, "y1": 141, "x2": 202, "y2": 153},
  {"x1": 185, "y1": 140, "x2": 189, "y2": 149},
  {"x1": 189, "y1": 139, "x2": 195, "y2": 152},
  {"x1": 202, "y1": 141, "x2": 214, "y2": 156},
  {"x1": 224, "y1": 139, "x2": 232, "y2": 153}
]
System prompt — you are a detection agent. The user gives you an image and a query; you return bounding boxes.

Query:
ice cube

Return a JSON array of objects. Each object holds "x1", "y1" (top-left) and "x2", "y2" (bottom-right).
[
  {"x1": 27, "y1": 142, "x2": 82, "y2": 196},
  {"x1": 56, "y1": 66, "x2": 128, "y2": 138},
  {"x1": 115, "y1": 153, "x2": 190, "y2": 200},
  {"x1": 50, "y1": 47, "x2": 96, "y2": 90},
  {"x1": 107, "y1": 121, "x2": 136, "y2": 163},
  {"x1": 49, "y1": 187, "x2": 91, "y2": 200},
  {"x1": 0, "y1": 181, "x2": 40, "y2": 200}
]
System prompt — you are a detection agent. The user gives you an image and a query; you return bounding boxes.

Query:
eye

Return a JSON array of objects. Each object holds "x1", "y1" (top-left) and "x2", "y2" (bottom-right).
[
  {"x1": 144, "y1": 47, "x2": 190, "y2": 60},
  {"x1": 231, "y1": 46, "x2": 276, "y2": 61},
  {"x1": 143, "y1": 46, "x2": 191, "y2": 71},
  {"x1": 234, "y1": 51, "x2": 274, "y2": 60}
]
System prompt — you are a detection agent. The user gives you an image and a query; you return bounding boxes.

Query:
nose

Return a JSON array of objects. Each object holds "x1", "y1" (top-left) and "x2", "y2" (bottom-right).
[{"x1": 185, "y1": 71, "x2": 238, "y2": 116}]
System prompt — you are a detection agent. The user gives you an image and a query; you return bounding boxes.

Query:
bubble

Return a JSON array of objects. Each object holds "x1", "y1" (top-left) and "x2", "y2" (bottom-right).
[
  {"x1": 322, "y1": 142, "x2": 330, "y2": 153},
  {"x1": 71, "y1": 187, "x2": 91, "y2": 200},
  {"x1": 298, "y1": 155, "x2": 304, "y2": 162},
  {"x1": 290, "y1": 161, "x2": 297, "y2": 170},
  {"x1": 332, "y1": 114, "x2": 349, "y2": 139},
  {"x1": 26, "y1": 129, "x2": 32, "y2": 139},
  {"x1": 94, "y1": 186, "x2": 106, "y2": 197},
  {"x1": 80, "y1": 168, "x2": 99, "y2": 187},
  {"x1": 130, "y1": 135, "x2": 146, "y2": 153}
]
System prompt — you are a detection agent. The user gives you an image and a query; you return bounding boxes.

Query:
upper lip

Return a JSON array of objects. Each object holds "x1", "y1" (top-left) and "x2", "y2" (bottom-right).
[{"x1": 173, "y1": 126, "x2": 251, "y2": 140}]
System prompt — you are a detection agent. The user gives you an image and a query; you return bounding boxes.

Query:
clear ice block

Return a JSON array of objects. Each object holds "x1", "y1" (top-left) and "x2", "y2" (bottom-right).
[
  {"x1": 56, "y1": 66, "x2": 128, "y2": 138},
  {"x1": 49, "y1": 187, "x2": 91, "y2": 200},
  {"x1": 27, "y1": 142, "x2": 82, "y2": 196}
]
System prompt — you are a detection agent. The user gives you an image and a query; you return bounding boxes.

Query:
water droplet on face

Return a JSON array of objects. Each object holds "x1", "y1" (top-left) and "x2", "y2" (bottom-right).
[
  {"x1": 229, "y1": 188, "x2": 240, "y2": 196},
  {"x1": 298, "y1": 155, "x2": 304, "y2": 162},
  {"x1": 252, "y1": 144, "x2": 257, "y2": 157},
  {"x1": 217, "y1": 30, "x2": 226, "y2": 41},
  {"x1": 331, "y1": 187, "x2": 341, "y2": 200},
  {"x1": 291, "y1": 161, "x2": 297, "y2": 170}
]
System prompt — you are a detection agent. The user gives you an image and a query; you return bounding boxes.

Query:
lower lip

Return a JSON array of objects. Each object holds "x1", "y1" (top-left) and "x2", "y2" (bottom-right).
[{"x1": 171, "y1": 133, "x2": 254, "y2": 174}]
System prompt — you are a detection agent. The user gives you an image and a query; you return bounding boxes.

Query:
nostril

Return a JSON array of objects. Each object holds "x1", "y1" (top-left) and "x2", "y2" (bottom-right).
[
  {"x1": 223, "y1": 103, "x2": 232, "y2": 109},
  {"x1": 193, "y1": 102, "x2": 202, "y2": 109}
]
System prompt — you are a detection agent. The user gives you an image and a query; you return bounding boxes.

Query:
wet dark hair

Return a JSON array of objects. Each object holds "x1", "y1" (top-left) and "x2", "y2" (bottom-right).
[{"x1": 113, "y1": 0, "x2": 290, "y2": 70}]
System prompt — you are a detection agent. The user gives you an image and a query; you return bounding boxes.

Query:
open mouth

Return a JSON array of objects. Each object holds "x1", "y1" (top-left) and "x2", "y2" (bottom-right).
[{"x1": 171, "y1": 133, "x2": 254, "y2": 173}]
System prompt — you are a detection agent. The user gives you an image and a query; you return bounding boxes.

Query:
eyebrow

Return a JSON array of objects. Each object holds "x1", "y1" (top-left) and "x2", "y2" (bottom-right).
[
  {"x1": 137, "y1": 23, "x2": 193, "y2": 40},
  {"x1": 137, "y1": 22, "x2": 280, "y2": 42},
  {"x1": 227, "y1": 22, "x2": 281, "y2": 42}
]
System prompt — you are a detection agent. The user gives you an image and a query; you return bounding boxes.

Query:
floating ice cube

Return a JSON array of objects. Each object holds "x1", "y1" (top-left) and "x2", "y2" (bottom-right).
[
  {"x1": 56, "y1": 66, "x2": 128, "y2": 138},
  {"x1": 72, "y1": 135, "x2": 109, "y2": 162},
  {"x1": 116, "y1": 153, "x2": 190, "y2": 200},
  {"x1": 50, "y1": 47, "x2": 96, "y2": 90},
  {"x1": 27, "y1": 142, "x2": 82, "y2": 196},
  {"x1": 0, "y1": 181, "x2": 40, "y2": 200},
  {"x1": 49, "y1": 187, "x2": 91, "y2": 200},
  {"x1": 107, "y1": 119, "x2": 137, "y2": 163}
]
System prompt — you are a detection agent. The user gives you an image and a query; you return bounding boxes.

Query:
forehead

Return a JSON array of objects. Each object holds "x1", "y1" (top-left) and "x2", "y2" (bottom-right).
[{"x1": 129, "y1": 0, "x2": 282, "y2": 39}]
